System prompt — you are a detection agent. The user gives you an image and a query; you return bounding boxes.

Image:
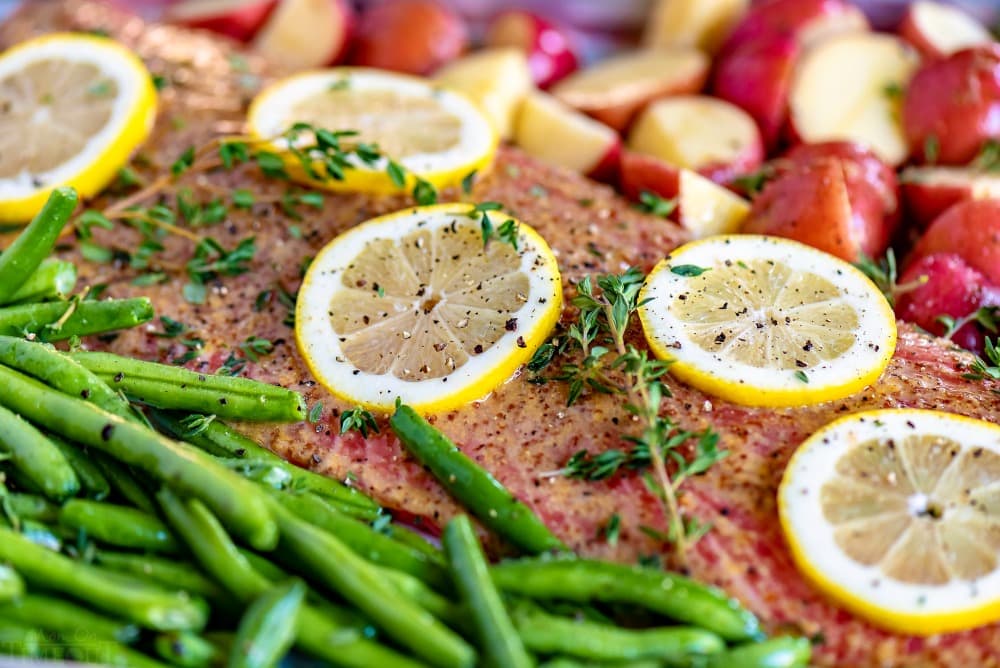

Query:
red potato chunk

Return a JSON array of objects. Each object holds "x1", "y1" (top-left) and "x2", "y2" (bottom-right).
[{"x1": 903, "y1": 45, "x2": 1000, "y2": 165}]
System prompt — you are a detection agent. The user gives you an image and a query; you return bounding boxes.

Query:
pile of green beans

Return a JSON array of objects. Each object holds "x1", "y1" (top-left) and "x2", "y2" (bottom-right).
[
  {"x1": 0, "y1": 189, "x2": 809, "y2": 667},
  {"x1": 0, "y1": 188, "x2": 154, "y2": 339},
  {"x1": 0, "y1": 330, "x2": 810, "y2": 667}
]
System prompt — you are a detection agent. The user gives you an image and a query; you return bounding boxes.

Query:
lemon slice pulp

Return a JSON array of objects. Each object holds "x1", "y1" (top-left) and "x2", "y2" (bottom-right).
[
  {"x1": 0, "y1": 33, "x2": 157, "y2": 222},
  {"x1": 296, "y1": 203, "x2": 562, "y2": 413},
  {"x1": 637, "y1": 235, "x2": 896, "y2": 407},
  {"x1": 247, "y1": 68, "x2": 497, "y2": 194},
  {"x1": 780, "y1": 408, "x2": 1000, "y2": 635}
]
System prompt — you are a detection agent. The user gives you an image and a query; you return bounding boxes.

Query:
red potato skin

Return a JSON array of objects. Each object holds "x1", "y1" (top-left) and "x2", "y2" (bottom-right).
[
  {"x1": 897, "y1": 169, "x2": 998, "y2": 229},
  {"x1": 696, "y1": 123, "x2": 766, "y2": 185},
  {"x1": 907, "y1": 198, "x2": 1000, "y2": 285},
  {"x1": 485, "y1": 10, "x2": 578, "y2": 89},
  {"x1": 741, "y1": 157, "x2": 879, "y2": 261},
  {"x1": 897, "y1": 4, "x2": 944, "y2": 60},
  {"x1": 168, "y1": 0, "x2": 277, "y2": 42},
  {"x1": 901, "y1": 181, "x2": 960, "y2": 229},
  {"x1": 587, "y1": 139, "x2": 623, "y2": 184},
  {"x1": 720, "y1": 0, "x2": 865, "y2": 52},
  {"x1": 350, "y1": 0, "x2": 468, "y2": 75},
  {"x1": 783, "y1": 141, "x2": 901, "y2": 246},
  {"x1": 619, "y1": 150, "x2": 681, "y2": 206},
  {"x1": 713, "y1": 34, "x2": 798, "y2": 150},
  {"x1": 903, "y1": 45, "x2": 1000, "y2": 164},
  {"x1": 618, "y1": 151, "x2": 719, "y2": 224},
  {"x1": 897, "y1": 3, "x2": 991, "y2": 61},
  {"x1": 895, "y1": 253, "x2": 1000, "y2": 354}
]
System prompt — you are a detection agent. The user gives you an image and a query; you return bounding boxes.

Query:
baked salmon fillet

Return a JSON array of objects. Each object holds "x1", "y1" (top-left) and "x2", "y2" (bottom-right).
[{"x1": 3, "y1": 3, "x2": 999, "y2": 665}]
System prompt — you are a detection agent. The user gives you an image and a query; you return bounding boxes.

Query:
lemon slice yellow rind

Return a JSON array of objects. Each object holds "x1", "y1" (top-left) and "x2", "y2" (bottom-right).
[
  {"x1": 247, "y1": 68, "x2": 498, "y2": 195},
  {"x1": 780, "y1": 408, "x2": 1000, "y2": 636},
  {"x1": 295, "y1": 203, "x2": 562, "y2": 414},
  {"x1": 0, "y1": 33, "x2": 157, "y2": 222},
  {"x1": 637, "y1": 235, "x2": 897, "y2": 407}
]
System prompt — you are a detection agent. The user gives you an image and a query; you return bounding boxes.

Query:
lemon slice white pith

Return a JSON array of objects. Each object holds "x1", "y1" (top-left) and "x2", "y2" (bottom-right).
[
  {"x1": 295, "y1": 203, "x2": 562, "y2": 413},
  {"x1": 0, "y1": 33, "x2": 157, "y2": 222},
  {"x1": 638, "y1": 235, "x2": 896, "y2": 407},
  {"x1": 780, "y1": 408, "x2": 1000, "y2": 635},
  {"x1": 247, "y1": 68, "x2": 497, "y2": 194}
]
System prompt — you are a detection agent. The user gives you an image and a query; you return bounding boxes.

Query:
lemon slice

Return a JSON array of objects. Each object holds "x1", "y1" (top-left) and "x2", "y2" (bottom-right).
[
  {"x1": 247, "y1": 68, "x2": 497, "y2": 195},
  {"x1": 780, "y1": 408, "x2": 1000, "y2": 635},
  {"x1": 296, "y1": 203, "x2": 562, "y2": 413},
  {"x1": 0, "y1": 33, "x2": 157, "y2": 222},
  {"x1": 637, "y1": 235, "x2": 896, "y2": 407}
]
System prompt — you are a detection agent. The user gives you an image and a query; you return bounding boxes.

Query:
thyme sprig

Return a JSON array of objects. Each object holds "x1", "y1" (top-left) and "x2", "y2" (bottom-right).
[
  {"x1": 531, "y1": 268, "x2": 726, "y2": 557},
  {"x1": 853, "y1": 249, "x2": 927, "y2": 308},
  {"x1": 74, "y1": 123, "x2": 440, "y2": 302},
  {"x1": 937, "y1": 306, "x2": 999, "y2": 341},
  {"x1": 965, "y1": 337, "x2": 1000, "y2": 383},
  {"x1": 340, "y1": 406, "x2": 380, "y2": 438}
]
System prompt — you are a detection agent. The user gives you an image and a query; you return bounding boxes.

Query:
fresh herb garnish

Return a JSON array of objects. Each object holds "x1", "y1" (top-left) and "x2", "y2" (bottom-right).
[
  {"x1": 882, "y1": 81, "x2": 903, "y2": 99},
  {"x1": 853, "y1": 249, "x2": 926, "y2": 308},
  {"x1": 924, "y1": 134, "x2": 940, "y2": 164},
  {"x1": 602, "y1": 513, "x2": 621, "y2": 546},
  {"x1": 973, "y1": 139, "x2": 1000, "y2": 172},
  {"x1": 965, "y1": 337, "x2": 1000, "y2": 382},
  {"x1": 637, "y1": 191, "x2": 677, "y2": 218},
  {"x1": 470, "y1": 202, "x2": 519, "y2": 250},
  {"x1": 340, "y1": 406, "x2": 380, "y2": 438},
  {"x1": 938, "y1": 306, "x2": 999, "y2": 340},
  {"x1": 72, "y1": 122, "x2": 439, "y2": 292},
  {"x1": 670, "y1": 264, "x2": 709, "y2": 277},
  {"x1": 532, "y1": 268, "x2": 726, "y2": 556},
  {"x1": 239, "y1": 335, "x2": 274, "y2": 362},
  {"x1": 731, "y1": 165, "x2": 777, "y2": 197}
]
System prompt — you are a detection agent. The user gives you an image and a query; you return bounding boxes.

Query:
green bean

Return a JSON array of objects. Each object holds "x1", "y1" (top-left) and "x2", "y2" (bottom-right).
[
  {"x1": 95, "y1": 551, "x2": 224, "y2": 601},
  {"x1": 59, "y1": 499, "x2": 179, "y2": 553},
  {"x1": 538, "y1": 659, "x2": 661, "y2": 668},
  {"x1": 0, "y1": 464, "x2": 42, "y2": 495},
  {"x1": 511, "y1": 601, "x2": 724, "y2": 663},
  {"x1": 0, "y1": 516, "x2": 63, "y2": 551},
  {"x1": 443, "y1": 515, "x2": 531, "y2": 668},
  {"x1": 390, "y1": 405, "x2": 565, "y2": 554},
  {"x1": 0, "y1": 336, "x2": 133, "y2": 420},
  {"x1": 0, "y1": 623, "x2": 43, "y2": 657},
  {"x1": 0, "y1": 187, "x2": 77, "y2": 304},
  {"x1": 156, "y1": 490, "x2": 423, "y2": 668},
  {"x1": 149, "y1": 409, "x2": 379, "y2": 512},
  {"x1": 271, "y1": 500, "x2": 476, "y2": 668},
  {"x1": 48, "y1": 435, "x2": 111, "y2": 500},
  {"x1": 0, "y1": 365, "x2": 278, "y2": 550},
  {"x1": 229, "y1": 579, "x2": 305, "y2": 668},
  {"x1": 0, "y1": 564, "x2": 24, "y2": 601},
  {"x1": 92, "y1": 453, "x2": 157, "y2": 514},
  {"x1": 4, "y1": 493, "x2": 59, "y2": 523},
  {"x1": 73, "y1": 351, "x2": 306, "y2": 422},
  {"x1": 66, "y1": 640, "x2": 170, "y2": 668},
  {"x1": 491, "y1": 558, "x2": 761, "y2": 642},
  {"x1": 7, "y1": 259, "x2": 77, "y2": 304},
  {"x1": 381, "y1": 522, "x2": 443, "y2": 561},
  {"x1": 0, "y1": 403, "x2": 79, "y2": 500},
  {"x1": 0, "y1": 297, "x2": 154, "y2": 341},
  {"x1": 0, "y1": 526, "x2": 207, "y2": 631},
  {"x1": 379, "y1": 567, "x2": 464, "y2": 629},
  {"x1": 273, "y1": 489, "x2": 448, "y2": 590},
  {"x1": 705, "y1": 637, "x2": 812, "y2": 668},
  {"x1": 155, "y1": 631, "x2": 220, "y2": 668},
  {"x1": 0, "y1": 594, "x2": 139, "y2": 643},
  {"x1": 236, "y1": 548, "x2": 291, "y2": 583}
]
